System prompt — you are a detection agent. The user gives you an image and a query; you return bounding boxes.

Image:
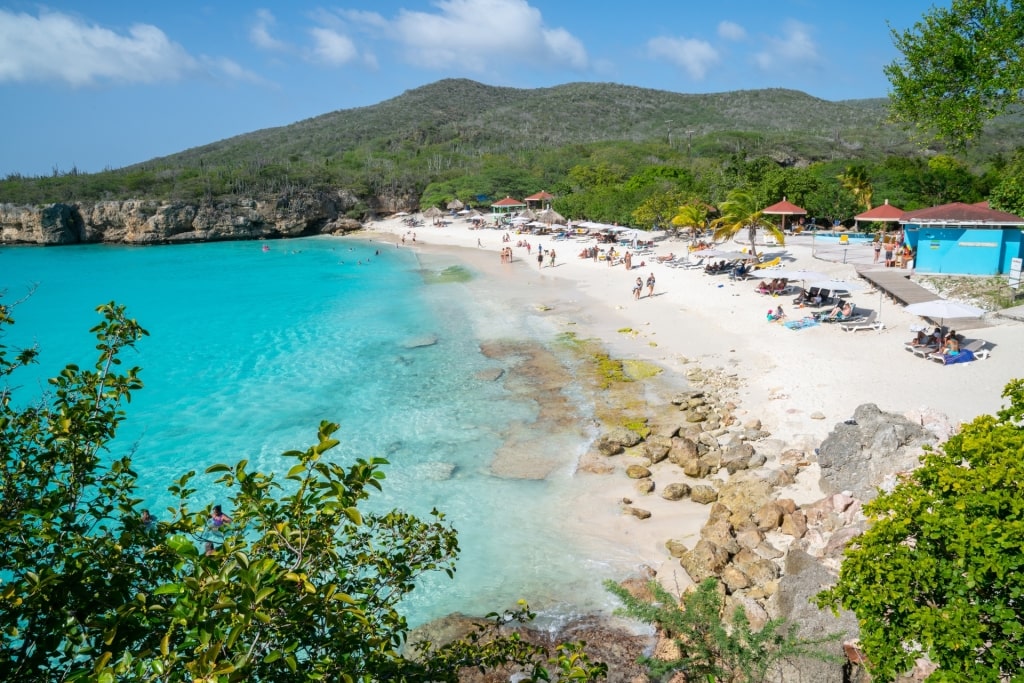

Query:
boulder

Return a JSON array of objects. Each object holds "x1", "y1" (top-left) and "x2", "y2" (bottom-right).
[
  {"x1": 634, "y1": 478, "x2": 655, "y2": 495},
  {"x1": 682, "y1": 454, "x2": 712, "y2": 479},
  {"x1": 752, "y1": 501, "x2": 784, "y2": 531},
  {"x1": 606, "y1": 426, "x2": 644, "y2": 448},
  {"x1": 690, "y1": 485, "x2": 719, "y2": 504},
  {"x1": 773, "y1": 550, "x2": 861, "y2": 683},
  {"x1": 660, "y1": 482, "x2": 691, "y2": 501},
  {"x1": 625, "y1": 464, "x2": 652, "y2": 479},
  {"x1": 665, "y1": 539, "x2": 688, "y2": 558},
  {"x1": 720, "y1": 565, "x2": 750, "y2": 593},
  {"x1": 667, "y1": 436, "x2": 699, "y2": 464},
  {"x1": 700, "y1": 518, "x2": 740, "y2": 555},
  {"x1": 594, "y1": 435, "x2": 625, "y2": 457},
  {"x1": 679, "y1": 539, "x2": 730, "y2": 582},
  {"x1": 734, "y1": 521, "x2": 765, "y2": 549},
  {"x1": 623, "y1": 506, "x2": 652, "y2": 520},
  {"x1": 817, "y1": 403, "x2": 936, "y2": 501},
  {"x1": 731, "y1": 548, "x2": 780, "y2": 585},
  {"x1": 780, "y1": 510, "x2": 808, "y2": 539},
  {"x1": 643, "y1": 435, "x2": 673, "y2": 463},
  {"x1": 726, "y1": 593, "x2": 769, "y2": 631}
]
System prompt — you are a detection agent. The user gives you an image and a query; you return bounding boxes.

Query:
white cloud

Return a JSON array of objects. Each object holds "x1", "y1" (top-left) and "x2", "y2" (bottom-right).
[
  {"x1": 646, "y1": 36, "x2": 719, "y2": 80},
  {"x1": 717, "y1": 21, "x2": 746, "y2": 41},
  {"x1": 753, "y1": 20, "x2": 820, "y2": 71},
  {"x1": 205, "y1": 57, "x2": 268, "y2": 86},
  {"x1": 250, "y1": 9, "x2": 287, "y2": 51},
  {"x1": 0, "y1": 9, "x2": 198, "y2": 85},
  {"x1": 373, "y1": 0, "x2": 587, "y2": 72},
  {"x1": 309, "y1": 27, "x2": 359, "y2": 66}
]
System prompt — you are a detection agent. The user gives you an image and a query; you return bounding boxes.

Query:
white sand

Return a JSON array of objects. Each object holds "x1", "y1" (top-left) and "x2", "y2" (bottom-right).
[{"x1": 361, "y1": 216, "x2": 1024, "y2": 582}]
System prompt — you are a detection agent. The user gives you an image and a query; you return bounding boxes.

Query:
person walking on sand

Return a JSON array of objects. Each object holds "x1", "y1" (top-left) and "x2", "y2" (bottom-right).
[
  {"x1": 537, "y1": 250, "x2": 544, "y2": 269},
  {"x1": 548, "y1": 249, "x2": 556, "y2": 268},
  {"x1": 646, "y1": 272, "x2": 656, "y2": 298},
  {"x1": 633, "y1": 276, "x2": 643, "y2": 300},
  {"x1": 873, "y1": 239, "x2": 881, "y2": 263}
]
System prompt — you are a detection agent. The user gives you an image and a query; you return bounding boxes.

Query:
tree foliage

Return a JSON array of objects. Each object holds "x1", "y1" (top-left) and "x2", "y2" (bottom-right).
[
  {"x1": 818, "y1": 379, "x2": 1024, "y2": 681},
  {"x1": 711, "y1": 189, "x2": 784, "y2": 258},
  {"x1": 0, "y1": 301, "x2": 605, "y2": 682},
  {"x1": 606, "y1": 578, "x2": 838, "y2": 682},
  {"x1": 886, "y1": 0, "x2": 1024, "y2": 149}
]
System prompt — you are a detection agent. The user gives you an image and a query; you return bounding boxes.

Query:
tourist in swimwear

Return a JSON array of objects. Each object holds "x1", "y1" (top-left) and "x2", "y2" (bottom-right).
[
  {"x1": 210, "y1": 505, "x2": 231, "y2": 529},
  {"x1": 646, "y1": 273, "x2": 655, "y2": 298}
]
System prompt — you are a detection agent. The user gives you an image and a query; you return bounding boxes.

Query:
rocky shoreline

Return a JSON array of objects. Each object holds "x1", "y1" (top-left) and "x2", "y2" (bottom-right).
[
  {"x1": 0, "y1": 192, "x2": 364, "y2": 245},
  {"x1": 417, "y1": 340, "x2": 950, "y2": 682}
]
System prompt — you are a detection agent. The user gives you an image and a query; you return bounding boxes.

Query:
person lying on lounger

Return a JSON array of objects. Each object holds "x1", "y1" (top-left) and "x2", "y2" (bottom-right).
[{"x1": 819, "y1": 301, "x2": 853, "y2": 322}]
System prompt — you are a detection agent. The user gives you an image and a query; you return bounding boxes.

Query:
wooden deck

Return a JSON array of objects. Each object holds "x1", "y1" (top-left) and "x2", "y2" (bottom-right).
[{"x1": 855, "y1": 266, "x2": 992, "y2": 331}]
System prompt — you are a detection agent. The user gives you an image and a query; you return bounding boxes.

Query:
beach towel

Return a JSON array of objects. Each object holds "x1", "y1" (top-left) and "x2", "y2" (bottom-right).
[
  {"x1": 940, "y1": 349, "x2": 975, "y2": 365},
  {"x1": 784, "y1": 317, "x2": 819, "y2": 330}
]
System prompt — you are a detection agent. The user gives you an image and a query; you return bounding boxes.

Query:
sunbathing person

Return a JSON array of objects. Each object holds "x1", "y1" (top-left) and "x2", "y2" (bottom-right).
[
  {"x1": 907, "y1": 330, "x2": 930, "y2": 347},
  {"x1": 819, "y1": 301, "x2": 853, "y2": 322},
  {"x1": 655, "y1": 252, "x2": 676, "y2": 263},
  {"x1": 756, "y1": 278, "x2": 779, "y2": 294}
]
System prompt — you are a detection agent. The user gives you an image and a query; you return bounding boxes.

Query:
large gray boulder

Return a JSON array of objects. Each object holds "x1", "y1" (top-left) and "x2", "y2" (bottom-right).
[
  {"x1": 773, "y1": 549, "x2": 862, "y2": 683},
  {"x1": 817, "y1": 403, "x2": 936, "y2": 501}
]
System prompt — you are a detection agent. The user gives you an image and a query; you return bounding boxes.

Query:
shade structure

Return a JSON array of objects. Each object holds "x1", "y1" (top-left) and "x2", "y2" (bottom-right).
[
  {"x1": 702, "y1": 249, "x2": 752, "y2": 260},
  {"x1": 904, "y1": 299, "x2": 985, "y2": 320},
  {"x1": 537, "y1": 208, "x2": 567, "y2": 225},
  {"x1": 771, "y1": 269, "x2": 827, "y2": 281},
  {"x1": 423, "y1": 206, "x2": 443, "y2": 218},
  {"x1": 761, "y1": 197, "x2": 807, "y2": 233},
  {"x1": 446, "y1": 199, "x2": 464, "y2": 210},
  {"x1": 854, "y1": 199, "x2": 904, "y2": 224},
  {"x1": 807, "y1": 279, "x2": 865, "y2": 292}
]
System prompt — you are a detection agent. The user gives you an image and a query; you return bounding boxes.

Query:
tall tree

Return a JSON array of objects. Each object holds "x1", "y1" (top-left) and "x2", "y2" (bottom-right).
[
  {"x1": 670, "y1": 202, "x2": 710, "y2": 238},
  {"x1": 837, "y1": 165, "x2": 874, "y2": 212},
  {"x1": 711, "y1": 189, "x2": 784, "y2": 258},
  {"x1": 885, "y1": 0, "x2": 1024, "y2": 149},
  {"x1": 818, "y1": 379, "x2": 1024, "y2": 681}
]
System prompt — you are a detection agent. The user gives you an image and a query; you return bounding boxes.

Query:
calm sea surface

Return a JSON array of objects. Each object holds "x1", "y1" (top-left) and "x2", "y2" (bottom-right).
[{"x1": 0, "y1": 237, "x2": 627, "y2": 626}]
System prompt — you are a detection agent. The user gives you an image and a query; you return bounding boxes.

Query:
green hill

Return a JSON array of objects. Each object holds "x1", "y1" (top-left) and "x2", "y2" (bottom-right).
[{"x1": 2, "y1": 78, "x2": 1020, "y2": 209}]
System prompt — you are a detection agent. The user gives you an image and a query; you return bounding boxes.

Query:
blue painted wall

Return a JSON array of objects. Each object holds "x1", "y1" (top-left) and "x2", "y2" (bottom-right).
[{"x1": 904, "y1": 226, "x2": 1023, "y2": 275}]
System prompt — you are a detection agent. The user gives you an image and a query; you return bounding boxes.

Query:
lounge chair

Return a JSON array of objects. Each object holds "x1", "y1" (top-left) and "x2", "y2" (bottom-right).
[
  {"x1": 793, "y1": 287, "x2": 820, "y2": 305},
  {"x1": 928, "y1": 339, "x2": 991, "y2": 364},
  {"x1": 753, "y1": 256, "x2": 781, "y2": 270},
  {"x1": 840, "y1": 311, "x2": 884, "y2": 332}
]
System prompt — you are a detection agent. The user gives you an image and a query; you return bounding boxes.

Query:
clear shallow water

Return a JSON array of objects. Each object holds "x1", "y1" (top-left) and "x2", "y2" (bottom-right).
[{"x1": 0, "y1": 237, "x2": 627, "y2": 626}]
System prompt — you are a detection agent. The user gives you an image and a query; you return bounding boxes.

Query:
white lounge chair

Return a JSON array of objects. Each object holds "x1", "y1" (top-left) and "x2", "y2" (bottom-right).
[
  {"x1": 840, "y1": 311, "x2": 884, "y2": 332},
  {"x1": 927, "y1": 339, "x2": 991, "y2": 363}
]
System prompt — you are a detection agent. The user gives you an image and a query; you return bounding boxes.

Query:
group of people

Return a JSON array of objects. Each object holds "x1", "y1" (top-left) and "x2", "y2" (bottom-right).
[
  {"x1": 873, "y1": 235, "x2": 914, "y2": 268},
  {"x1": 632, "y1": 273, "x2": 656, "y2": 299},
  {"x1": 755, "y1": 278, "x2": 789, "y2": 295},
  {"x1": 499, "y1": 246, "x2": 514, "y2": 263},
  {"x1": 908, "y1": 327, "x2": 961, "y2": 355},
  {"x1": 537, "y1": 247, "x2": 556, "y2": 268}
]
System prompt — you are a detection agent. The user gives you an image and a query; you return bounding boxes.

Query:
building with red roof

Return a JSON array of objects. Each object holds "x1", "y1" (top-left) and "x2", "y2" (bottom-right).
[
  {"x1": 490, "y1": 196, "x2": 526, "y2": 214},
  {"x1": 900, "y1": 202, "x2": 1024, "y2": 275}
]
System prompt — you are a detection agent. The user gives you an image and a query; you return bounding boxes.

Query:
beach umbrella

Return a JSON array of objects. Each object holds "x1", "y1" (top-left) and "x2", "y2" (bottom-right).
[
  {"x1": 807, "y1": 279, "x2": 865, "y2": 292},
  {"x1": 537, "y1": 208, "x2": 567, "y2": 226},
  {"x1": 702, "y1": 249, "x2": 752, "y2": 260},
  {"x1": 423, "y1": 206, "x2": 443, "y2": 219},
  {"x1": 770, "y1": 269, "x2": 827, "y2": 281},
  {"x1": 446, "y1": 199, "x2": 464, "y2": 210},
  {"x1": 761, "y1": 197, "x2": 807, "y2": 234},
  {"x1": 904, "y1": 299, "x2": 985, "y2": 325},
  {"x1": 854, "y1": 199, "x2": 904, "y2": 230}
]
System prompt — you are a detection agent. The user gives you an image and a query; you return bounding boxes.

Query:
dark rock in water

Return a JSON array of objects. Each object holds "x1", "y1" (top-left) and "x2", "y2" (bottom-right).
[
  {"x1": 474, "y1": 367, "x2": 505, "y2": 382},
  {"x1": 817, "y1": 403, "x2": 937, "y2": 501},
  {"x1": 403, "y1": 335, "x2": 438, "y2": 349}
]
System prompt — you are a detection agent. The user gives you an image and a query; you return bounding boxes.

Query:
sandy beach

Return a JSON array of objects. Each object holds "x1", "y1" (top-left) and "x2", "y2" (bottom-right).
[{"x1": 360, "y1": 215, "x2": 1024, "y2": 592}]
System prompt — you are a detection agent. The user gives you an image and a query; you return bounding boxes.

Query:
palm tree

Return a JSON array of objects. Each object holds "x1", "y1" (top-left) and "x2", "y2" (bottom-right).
[
  {"x1": 838, "y1": 165, "x2": 874, "y2": 212},
  {"x1": 711, "y1": 190, "x2": 784, "y2": 258},
  {"x1": 670, "y1": 203, "x2": 709, "y2": 239}
]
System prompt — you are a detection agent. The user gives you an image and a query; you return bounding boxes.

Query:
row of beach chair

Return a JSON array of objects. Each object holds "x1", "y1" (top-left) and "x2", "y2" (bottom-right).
[{"x1": 905, "y1": 336, "x2": 992, "y2": 364}]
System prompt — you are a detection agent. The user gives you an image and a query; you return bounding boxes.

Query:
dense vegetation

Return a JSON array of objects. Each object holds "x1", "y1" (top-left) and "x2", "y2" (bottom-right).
[
  {"x1": 2, "y1": 79, "x2": 1024, "y2": 226},
  {"x1": 818, "y1": 379, "x2": 1024, "y2": 681}
]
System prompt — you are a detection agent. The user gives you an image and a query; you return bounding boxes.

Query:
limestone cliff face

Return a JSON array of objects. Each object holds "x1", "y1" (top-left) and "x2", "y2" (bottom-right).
[{"x1": 0, "y1": 190, "x2": 363, "y2": 245}]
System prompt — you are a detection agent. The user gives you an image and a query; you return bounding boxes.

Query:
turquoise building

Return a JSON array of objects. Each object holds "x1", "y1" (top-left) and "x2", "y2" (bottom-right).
[{"x1": 901, "y1": 202, "x2": 1024, "y2": 275}]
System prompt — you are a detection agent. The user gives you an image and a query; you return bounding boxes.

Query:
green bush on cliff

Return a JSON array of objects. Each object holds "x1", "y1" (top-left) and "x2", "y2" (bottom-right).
[
  {"x1": 607, "y1": 578, "x2": 838, "y2": 682},
  {"x1": 0, "y1": 300, "x2": 605, "y2": 682},
  {"x1": 818, "y1": 379, "x2": 1024, "y2": 681}
]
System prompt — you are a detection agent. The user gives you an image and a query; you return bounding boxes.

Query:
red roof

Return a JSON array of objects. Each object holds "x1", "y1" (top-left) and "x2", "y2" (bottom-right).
[
  {"x1": 761, "y1": 197, "x2": 806, "y2": 215},
  {"x1": 524, "y1": 191, "x2": 554, "y2": 201},
  {"x1": 900, "y1": 201, "x2": 1023, "y2": 225},
  {"x1": 855, "y1": 199, "x2": 904, "y2": 222},
  {"x1": 491, "y1": 196, "x2": 525, "y2": 207}
]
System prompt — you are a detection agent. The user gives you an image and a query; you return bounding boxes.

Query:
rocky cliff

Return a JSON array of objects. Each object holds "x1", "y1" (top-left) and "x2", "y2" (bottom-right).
[{"x1": 0, "y1": 190, "x2": 364, "y2": 245}]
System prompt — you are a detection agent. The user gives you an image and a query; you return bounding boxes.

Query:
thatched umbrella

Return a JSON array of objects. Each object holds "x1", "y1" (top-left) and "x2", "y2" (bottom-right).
[
  {"x1": 537, "y1": 208, "x2": 567, "y2": 226},
  {"x1": 423, "y1": 207, "x2": 443, "y2": 219},
  {"x1": 446, "y1": 199, "x2": 464, "y2": 210},
  {"x1": 519, "y1": 209, "x2": 538, "y2": 221}
]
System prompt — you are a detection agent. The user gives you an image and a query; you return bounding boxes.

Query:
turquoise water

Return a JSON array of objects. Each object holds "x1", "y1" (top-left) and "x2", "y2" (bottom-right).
[{"x1": 0, "y1": 237, "x2": 624, "y2": 626}]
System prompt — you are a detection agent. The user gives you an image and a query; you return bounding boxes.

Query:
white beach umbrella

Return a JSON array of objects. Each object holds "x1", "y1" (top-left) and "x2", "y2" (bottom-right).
[
  {"x1": 771, "y1": 269, "x2": 827, "y2": 281},
  {"x1": 807, "y1": 279, "x2": 865, "y2": 292},
  {"x1": 904, "y1": 299, "x2": 985, "y2": 321},
  {"x1": 702, "y1": 249, "x2": 751, "y2": 260}
]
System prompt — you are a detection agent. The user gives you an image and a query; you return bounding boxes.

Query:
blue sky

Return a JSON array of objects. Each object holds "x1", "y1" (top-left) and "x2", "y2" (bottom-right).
[{"x1": 0, "y1": 0, "x2": 940, "y2": 178}]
